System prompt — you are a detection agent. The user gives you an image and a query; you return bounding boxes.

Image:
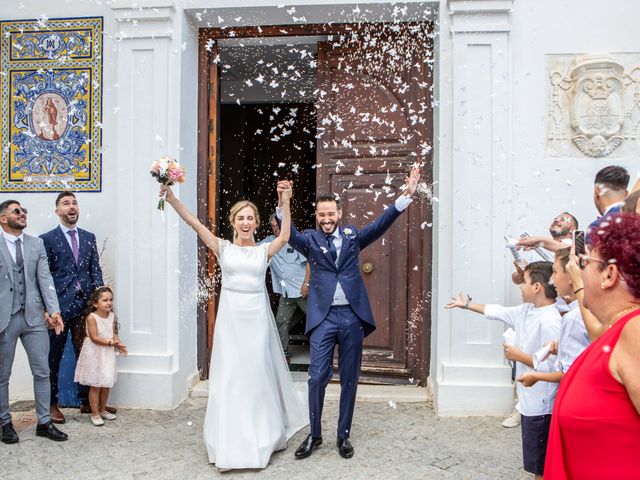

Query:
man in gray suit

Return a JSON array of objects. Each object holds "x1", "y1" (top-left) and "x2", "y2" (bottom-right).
[{"x1": 0, "y1": 200, "x2": 68, "y2": 443}]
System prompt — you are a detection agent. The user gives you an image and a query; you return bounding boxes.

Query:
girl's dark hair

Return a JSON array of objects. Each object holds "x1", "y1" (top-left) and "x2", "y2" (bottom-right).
[{"x1": 74, "y1": 286, "x2": 119, "y2": 346}]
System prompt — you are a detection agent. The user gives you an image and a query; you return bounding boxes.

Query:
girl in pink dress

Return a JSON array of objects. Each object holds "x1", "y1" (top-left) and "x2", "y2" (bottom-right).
[{"x1": 74, "y1": 287, "x2": 128, "y2": 426}]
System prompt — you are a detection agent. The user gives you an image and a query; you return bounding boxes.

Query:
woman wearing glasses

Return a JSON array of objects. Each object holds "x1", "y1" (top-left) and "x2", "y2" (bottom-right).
[{"x1": 544, "y1": 213, "x2": 640, "y2": 479}]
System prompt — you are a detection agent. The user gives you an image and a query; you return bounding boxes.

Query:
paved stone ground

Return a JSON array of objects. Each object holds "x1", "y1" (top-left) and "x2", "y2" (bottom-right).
[{"x1": 1, "y1": 398, "x2": 529, "y2": 480}]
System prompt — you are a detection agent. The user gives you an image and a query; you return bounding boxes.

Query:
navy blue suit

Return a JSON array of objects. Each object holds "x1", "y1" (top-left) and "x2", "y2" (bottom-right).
[
  {"x1": 287, "y1": 204, "x2": 404, "y2": 438},
  {"x1": 41, "y1": 226, "x2": 103, "y2": 406}
]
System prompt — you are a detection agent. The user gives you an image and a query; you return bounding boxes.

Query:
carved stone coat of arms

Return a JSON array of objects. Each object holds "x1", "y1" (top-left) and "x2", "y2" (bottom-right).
[{"x1": 547, "y1": 54, "x2": 640, "y2": 158}]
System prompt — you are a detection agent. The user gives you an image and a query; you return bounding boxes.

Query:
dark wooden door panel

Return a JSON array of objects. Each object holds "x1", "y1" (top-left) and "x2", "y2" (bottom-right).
[{"x1": 317, "y1": 24, "x2": 432, "y2": 383}]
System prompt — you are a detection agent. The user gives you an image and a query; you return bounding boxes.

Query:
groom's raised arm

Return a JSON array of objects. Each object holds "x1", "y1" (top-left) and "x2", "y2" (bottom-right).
[
  {"x1": 358, "y1": 167, "x2": 420, "y2": 249},
  {"x1": 358, "y1": 196, "x2": 411, "y2": 249}
]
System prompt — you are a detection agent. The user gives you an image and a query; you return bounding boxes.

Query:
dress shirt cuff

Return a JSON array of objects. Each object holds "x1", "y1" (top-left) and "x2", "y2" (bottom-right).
[
  {"x1": 275, "y1": 206, "x2": 283, "y2": 220},
  {"x1": 395, "y1": 195, "x2": 413, "y2": 212}
]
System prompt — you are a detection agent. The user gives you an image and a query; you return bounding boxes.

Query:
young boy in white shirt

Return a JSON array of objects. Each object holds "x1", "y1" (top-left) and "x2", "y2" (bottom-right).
[
  {"x1": 446, "y1": 261, "x2": 561, "y2": 480},
  {"x1": 518, "y1": 248, "x2": 591, "y2": 385}
]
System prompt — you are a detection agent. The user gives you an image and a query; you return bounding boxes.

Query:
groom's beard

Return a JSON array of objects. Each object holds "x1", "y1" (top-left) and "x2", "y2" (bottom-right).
[{"x1": 318, "y1": 222, "x2": 338, "y2": 234}]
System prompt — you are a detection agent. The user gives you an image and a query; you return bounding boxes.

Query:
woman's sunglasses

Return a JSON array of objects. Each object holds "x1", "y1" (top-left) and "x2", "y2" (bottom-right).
[{"x1": 578, "y1": 254, "x2": 607, "y2": 270}]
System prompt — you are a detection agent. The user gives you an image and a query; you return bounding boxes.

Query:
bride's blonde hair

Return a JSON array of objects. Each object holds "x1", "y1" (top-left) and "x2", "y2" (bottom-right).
[{"x1": 229, "y1": 200, "x2": 260, "y2": 239}]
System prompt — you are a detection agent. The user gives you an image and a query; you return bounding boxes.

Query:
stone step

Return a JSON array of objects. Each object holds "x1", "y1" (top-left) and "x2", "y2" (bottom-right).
[{"x1": 190, "y1": 377, "x2": 430, "y2": 404}]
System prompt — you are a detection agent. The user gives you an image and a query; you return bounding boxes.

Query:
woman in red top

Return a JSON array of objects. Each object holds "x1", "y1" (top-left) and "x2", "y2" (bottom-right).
[{"x1": 544, "y1": 213, "x2": 640, "y2": 479}]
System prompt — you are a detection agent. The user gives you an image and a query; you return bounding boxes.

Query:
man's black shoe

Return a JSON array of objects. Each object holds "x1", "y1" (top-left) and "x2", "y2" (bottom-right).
[
  {"x1": 337, "y1": 437, "x2": 354, "y2": 459},
  {"x1": 35, "y1": 421, "x2": 68, "y2": 441},
  {"x1": 1, "y1": 423, "x2": 19, "y2": 444},
  {"x1": 294, "y1": 434, "x2": 322, "y2": 459}
]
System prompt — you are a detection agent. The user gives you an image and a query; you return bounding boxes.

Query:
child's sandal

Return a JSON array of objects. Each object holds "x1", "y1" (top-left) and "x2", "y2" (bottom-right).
[
  {"x1": 100, "y1": 411, "x2": 117, "y2": 421},
  {"x1": 91, "y1": 415, "x2": 104, "y2": 426}
]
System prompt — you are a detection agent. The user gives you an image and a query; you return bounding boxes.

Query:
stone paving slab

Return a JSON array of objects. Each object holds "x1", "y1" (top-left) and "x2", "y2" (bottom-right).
[{"x1": 1, "y1": 398, "x2": 528, "y2": 480}]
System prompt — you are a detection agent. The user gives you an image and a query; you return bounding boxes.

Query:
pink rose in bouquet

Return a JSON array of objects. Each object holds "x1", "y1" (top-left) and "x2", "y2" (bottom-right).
[{"x1": 150, "y1": 156, "x2": 186, "y2": 210}]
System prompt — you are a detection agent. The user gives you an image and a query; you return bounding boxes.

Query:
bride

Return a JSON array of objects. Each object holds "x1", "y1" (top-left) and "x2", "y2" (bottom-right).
[{"x1": 160, "y1": 181, "x2": 308, "y2": 470}]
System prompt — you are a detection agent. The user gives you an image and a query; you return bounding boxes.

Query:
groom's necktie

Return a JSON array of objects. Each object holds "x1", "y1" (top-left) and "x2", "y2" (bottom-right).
[{"x1": 326, "y1": 234, "x2": 337, "y2": 262}]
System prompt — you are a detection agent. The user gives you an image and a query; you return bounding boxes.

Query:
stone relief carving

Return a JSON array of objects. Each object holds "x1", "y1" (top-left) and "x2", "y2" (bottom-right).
[{"x1": 547, "y1": 54, "x2": 640, "y2": 158}]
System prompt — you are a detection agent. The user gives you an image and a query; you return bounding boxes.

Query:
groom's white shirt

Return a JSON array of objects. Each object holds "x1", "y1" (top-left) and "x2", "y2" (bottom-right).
[{"x1": 277, "y1": 195, "x2": 413, "y2": 306}]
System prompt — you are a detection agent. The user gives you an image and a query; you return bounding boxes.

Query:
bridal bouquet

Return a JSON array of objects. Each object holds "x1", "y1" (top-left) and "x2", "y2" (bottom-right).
[{"x1": 150, "y1": 156, "x2": 186, "y2": 210}]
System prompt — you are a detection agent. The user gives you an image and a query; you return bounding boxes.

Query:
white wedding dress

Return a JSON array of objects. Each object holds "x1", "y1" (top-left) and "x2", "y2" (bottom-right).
[{"x1": 203, "y1": 240, "x2": 308, "y2": 470}]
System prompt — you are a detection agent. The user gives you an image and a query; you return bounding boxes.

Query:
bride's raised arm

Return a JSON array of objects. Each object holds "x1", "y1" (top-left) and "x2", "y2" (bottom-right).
[
  {"x1": 160, "y1": 185, "x2": 220, "y2": 256},
  {"x1": 267, "y1": 180, "x2": 292, "y2": 259}
]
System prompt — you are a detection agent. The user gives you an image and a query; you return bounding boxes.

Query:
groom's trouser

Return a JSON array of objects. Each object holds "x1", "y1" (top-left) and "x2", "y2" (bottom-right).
[
  {"x1": 308, "y1": 305, "x2": 364, "y2": 439},
  {"x1": 0, "y1": 311, "x2": 51, "y2": 426}
]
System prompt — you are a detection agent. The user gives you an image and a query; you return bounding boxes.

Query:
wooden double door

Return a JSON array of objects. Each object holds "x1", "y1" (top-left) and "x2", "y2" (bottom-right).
[{"x1": 197, "y1": 23, "x2": 433, "y2": 385}]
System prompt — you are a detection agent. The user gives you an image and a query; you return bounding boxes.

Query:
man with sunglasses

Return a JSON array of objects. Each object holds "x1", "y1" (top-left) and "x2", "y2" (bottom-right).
[{"x1": 0, "y1": 200, "x2": 68, "y2": 444}]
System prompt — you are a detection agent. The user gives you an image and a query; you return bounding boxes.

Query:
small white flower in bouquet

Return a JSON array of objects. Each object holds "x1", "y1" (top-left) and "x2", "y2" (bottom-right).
[{"x1": 150, "y1": 156, "x2": 186, "y2": 210}]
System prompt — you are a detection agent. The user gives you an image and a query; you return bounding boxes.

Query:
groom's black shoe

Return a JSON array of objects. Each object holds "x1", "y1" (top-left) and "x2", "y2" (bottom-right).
[
  {"x1": 337, "y1": 437, "x2": 354, "y2": 459},
  {"x1": 36, "y1": 421, "x2": 68, "y2": 441},
  {"x1": 294, "y1": 434, "x2": 322, "y2": 459}
]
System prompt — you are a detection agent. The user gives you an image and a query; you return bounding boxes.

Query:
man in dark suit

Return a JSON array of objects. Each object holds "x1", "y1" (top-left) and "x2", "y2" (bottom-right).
[
  {"x1": 0, "y1": 200, "x2": 67, "y2": 443},
  {"x1": 277, "y1": 167, "x2": 420, "y2": 460},
  {"x1": 40, "y1": 191, "x2": 106, "y2": 423}
]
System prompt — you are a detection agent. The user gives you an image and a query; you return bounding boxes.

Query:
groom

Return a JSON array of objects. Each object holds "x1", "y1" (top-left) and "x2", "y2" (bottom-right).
[{"x1": 276, "y1": 167, "x2": 420, "y2": 459}]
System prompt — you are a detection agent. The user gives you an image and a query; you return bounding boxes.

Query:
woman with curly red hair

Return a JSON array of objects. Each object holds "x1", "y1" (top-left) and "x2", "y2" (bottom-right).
[{"x1": 544, "y1": 213, "x2": 640, "y2": 479}]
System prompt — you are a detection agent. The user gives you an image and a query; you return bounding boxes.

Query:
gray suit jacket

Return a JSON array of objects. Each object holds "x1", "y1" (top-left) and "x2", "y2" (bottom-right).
[{"x1": 0, "y1": 233, "x2": 60, "y2": 333}]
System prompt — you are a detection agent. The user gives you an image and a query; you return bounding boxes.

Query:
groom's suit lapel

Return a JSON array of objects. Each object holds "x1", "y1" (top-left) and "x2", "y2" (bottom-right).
[
  {"x1": 54, "y1": 226, "x2": 78, "y2": 272},
  {"x1": 312, "y1": 230, "x2": 337, "y2": 271}
]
